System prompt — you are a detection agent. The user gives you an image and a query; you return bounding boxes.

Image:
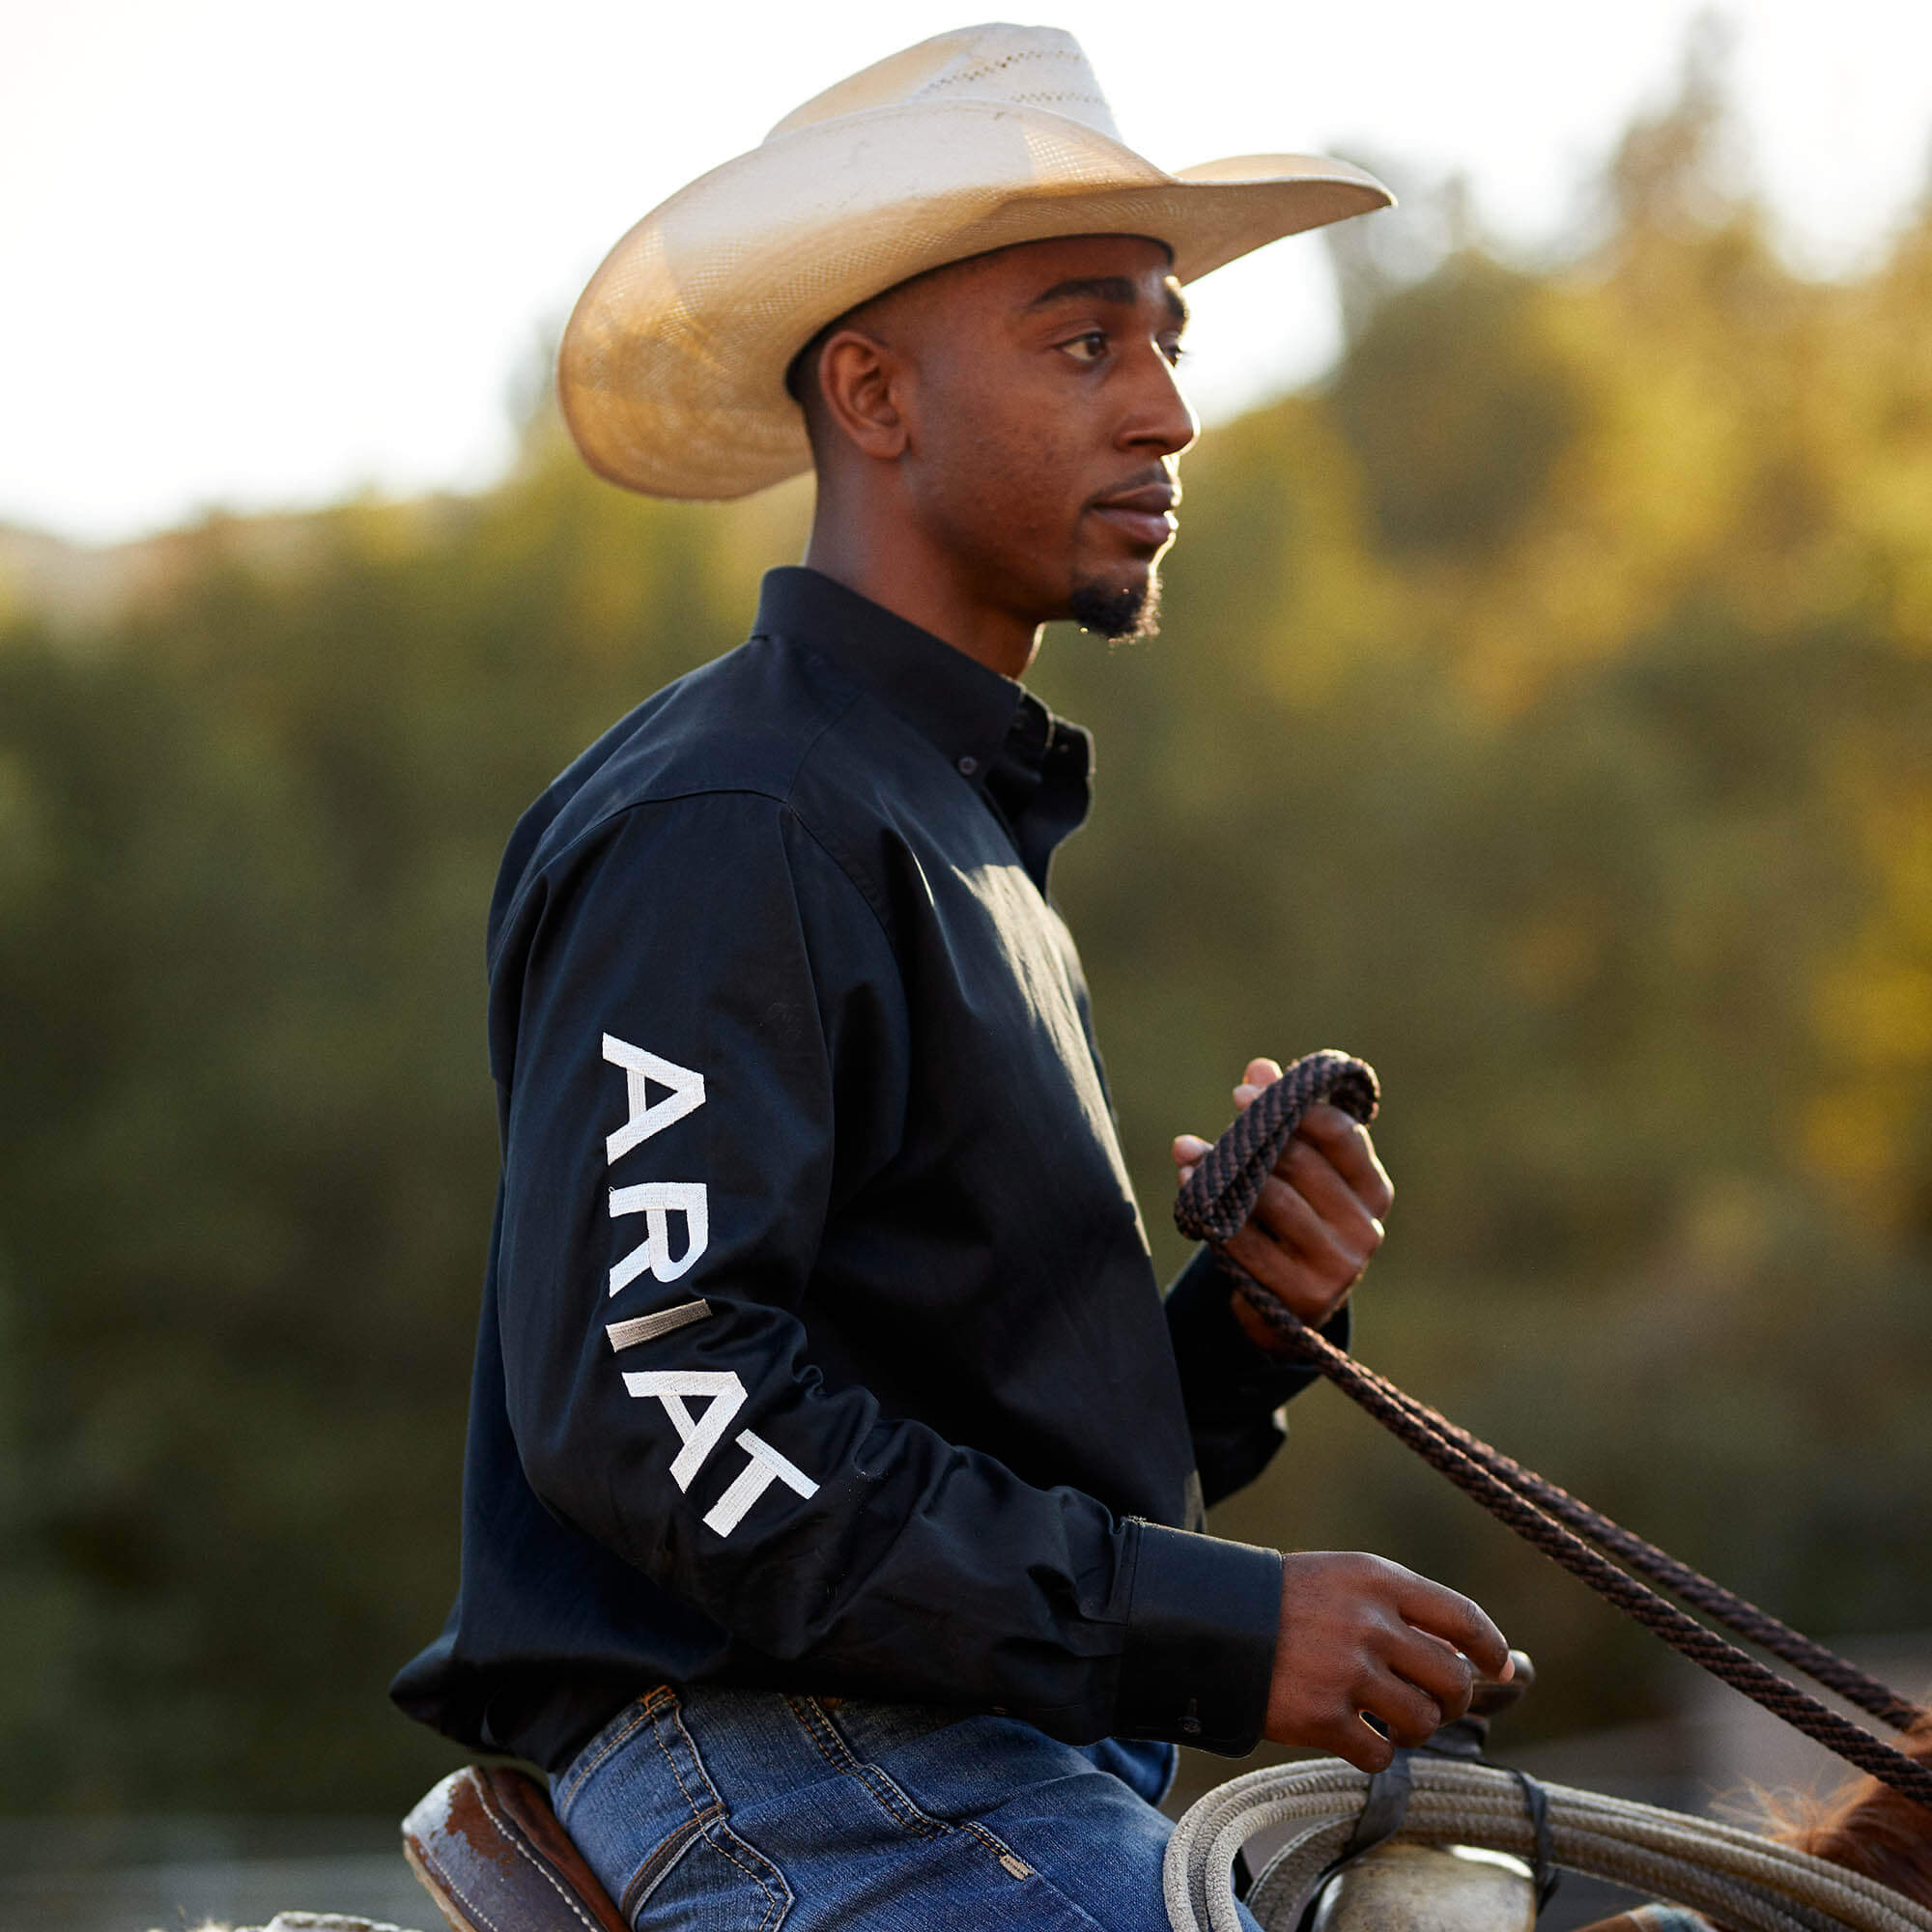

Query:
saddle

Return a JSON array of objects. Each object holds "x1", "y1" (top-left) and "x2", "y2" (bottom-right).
[{"x1": 402, "y1": 1764, "x2": 629, "y2": 1932}]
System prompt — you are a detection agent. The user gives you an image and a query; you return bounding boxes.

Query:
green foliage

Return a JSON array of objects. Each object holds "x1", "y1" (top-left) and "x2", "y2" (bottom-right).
[
  {"x1": 3, "y1": 68, "x2": 1930, "y2": 1808},
  {"x1": 0, "y1": 470, "x2": 809, "y2": 1811},
  {"x1": 1327, "y1": 256, "x2": 1592, "y2": 556}
]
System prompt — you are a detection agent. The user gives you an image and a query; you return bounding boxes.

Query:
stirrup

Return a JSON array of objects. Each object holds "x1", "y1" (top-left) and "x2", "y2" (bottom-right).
[{"x1": 402, "y1": 1764, "x2": 629, "y2": 1932}]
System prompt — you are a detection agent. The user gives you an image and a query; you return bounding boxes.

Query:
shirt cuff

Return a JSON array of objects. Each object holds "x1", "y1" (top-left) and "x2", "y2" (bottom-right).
[{"x1": 1112, "y1": 1520, "x2": 1281, "y2": 1757}]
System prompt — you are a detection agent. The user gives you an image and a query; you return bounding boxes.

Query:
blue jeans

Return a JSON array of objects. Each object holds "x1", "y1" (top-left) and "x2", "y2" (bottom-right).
[{"x1": 554, "y1": 1683, "x2": 1262, "y2": 1931}]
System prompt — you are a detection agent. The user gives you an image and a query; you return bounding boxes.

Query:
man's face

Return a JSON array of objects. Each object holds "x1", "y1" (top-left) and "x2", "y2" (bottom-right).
[{"x1": 877, "y1": 234, "x2": 1198, "y2": 640}]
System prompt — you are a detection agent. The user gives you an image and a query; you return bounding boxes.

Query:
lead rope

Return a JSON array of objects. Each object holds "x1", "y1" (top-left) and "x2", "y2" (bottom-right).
[{"x1": 1172, "y1": 1049, "x2": 1932, "y2": 1812}]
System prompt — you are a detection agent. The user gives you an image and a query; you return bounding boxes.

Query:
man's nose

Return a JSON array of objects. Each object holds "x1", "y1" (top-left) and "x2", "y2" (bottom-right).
[{"x1": 1119, "y1": 341, "x2": 1199, "y2": 459}]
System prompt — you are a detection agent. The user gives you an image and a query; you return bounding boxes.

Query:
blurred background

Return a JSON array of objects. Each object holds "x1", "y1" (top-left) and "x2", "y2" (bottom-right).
[{"x1": 3, "y1": 0, "x2": 1930, "y2": 1926}]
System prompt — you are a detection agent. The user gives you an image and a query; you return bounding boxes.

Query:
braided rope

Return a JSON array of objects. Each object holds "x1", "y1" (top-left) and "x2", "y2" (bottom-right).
[
  {"x1": 1172, "y1": 1050, "x2": 1932, "y2": 1809},
  {"x1": 1348, "y1": 1350, "x2": 1923, "y2": 1729}
]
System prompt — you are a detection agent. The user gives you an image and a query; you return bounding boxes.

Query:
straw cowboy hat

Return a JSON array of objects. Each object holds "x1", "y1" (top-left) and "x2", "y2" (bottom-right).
[{"x1": 557, "y1": 21, "x2": 1394, "y2": 501}]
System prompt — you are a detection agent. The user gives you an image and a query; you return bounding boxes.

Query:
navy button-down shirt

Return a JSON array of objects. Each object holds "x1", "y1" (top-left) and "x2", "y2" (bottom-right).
[{"x1": 392, "y1": 567, "x2": 1335, "y2": 1772}]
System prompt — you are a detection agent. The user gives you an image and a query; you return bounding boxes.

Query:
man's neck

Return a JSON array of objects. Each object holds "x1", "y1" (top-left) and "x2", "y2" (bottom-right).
[{"x1": 802, "y1": 522, "x2": 1041, "y2": 682}]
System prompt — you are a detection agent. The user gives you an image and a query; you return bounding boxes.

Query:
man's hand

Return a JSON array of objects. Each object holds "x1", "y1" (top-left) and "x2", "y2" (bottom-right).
[
  {"x1": 1172, "y1": 1057, "x2": 1395, "y2": 1347},
  {"x1": 1266, "y1": 1552, "x2": 1511, "y2": 1770}
]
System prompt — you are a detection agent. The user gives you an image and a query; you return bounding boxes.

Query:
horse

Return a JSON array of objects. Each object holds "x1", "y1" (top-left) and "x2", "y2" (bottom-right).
[{"x1": 1570, "y1": 1714, "x2": 1932, "y2": 1932}]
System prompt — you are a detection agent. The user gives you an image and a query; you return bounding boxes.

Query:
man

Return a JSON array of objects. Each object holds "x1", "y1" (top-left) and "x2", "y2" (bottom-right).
[{"x1": 393, "y1": 24, "x2": 1509, "y2": 1931}]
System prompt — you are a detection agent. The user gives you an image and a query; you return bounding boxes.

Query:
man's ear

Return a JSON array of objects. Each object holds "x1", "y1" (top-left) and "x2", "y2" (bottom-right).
[{"x1": 815, "y1": 329, "x2": 910, "y2": 463}]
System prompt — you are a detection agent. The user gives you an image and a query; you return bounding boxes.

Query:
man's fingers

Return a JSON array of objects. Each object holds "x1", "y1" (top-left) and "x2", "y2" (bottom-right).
[
  {"x1": 1179, "y1": 1068, "x2": 1393, "y2": 1321},
  {"x1": 1218, "y1": 1195, "x2": 1371, "y2": 1327},
  {"x1": 1398, "y1": 1577, "x2": 1512, "y2": 1682},
  {"x1": 1177, "y1": 1135, "x2": 1386, "y2": 1287},
  {"x1": 1385, "y1": 1625, "x2": 1478, "y2": 1725},
  {"x1": 1371, "y1": 1674, "x2": 1449, "y2": 1748},
  {"x1": 1296, "y1": 1678, "x2": 1450, "y2": 1767},
  {"x1": 1241, "y1": 1177, "x2": 1376, "y2": 1287},
  {"x1": 1196, "y1": 1075, "x2": 1391, "y2": 1206},
  {"x1": 1232, "y1": 1059, "x2": 1283, "y2": 1116},
  {"x1": 1219, "y1": 1225, "x2": 1350, "y2": 1325},
  {"x1": 1272, "y1": 1135, "x2": 1376, "y2": 1223},
  {"x1": 1226, "y1": 1088, "x2": 1394, "y2": 1223},
  {"x1": 1290, "y1": 1104, "x2": 1395, "y2": 1217},
  {"x1": 1331, "y1": 1713, "x2": 1399, "y2": 1774},
  {"x1": 1267, "y1": 1553, "x2": 1508, "y2": 1760},
  {"x1": 1261, "y1": 1148, "x2": 1386, "y2": 1257}
]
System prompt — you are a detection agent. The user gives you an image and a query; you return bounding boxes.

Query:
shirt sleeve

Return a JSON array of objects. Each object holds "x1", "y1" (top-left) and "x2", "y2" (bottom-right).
[
  {"x1": 1163, "y1": 1244, "x2": 1351, "y2": 1507},
  {"x1": 490, "y1": 792, "x2": 1282, "y2": 1754}
]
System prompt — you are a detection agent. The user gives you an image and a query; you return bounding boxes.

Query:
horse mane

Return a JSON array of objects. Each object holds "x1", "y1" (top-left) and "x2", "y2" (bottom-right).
[{"x1": 1762, "y1": 1712, "x2": 1932, "y2": 1909}]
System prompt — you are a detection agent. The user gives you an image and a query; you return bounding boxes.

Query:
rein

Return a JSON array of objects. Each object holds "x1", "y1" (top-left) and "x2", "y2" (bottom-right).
[{"x1": 1173, "y1": 1049, "x2": 1932, "y2": 1812}]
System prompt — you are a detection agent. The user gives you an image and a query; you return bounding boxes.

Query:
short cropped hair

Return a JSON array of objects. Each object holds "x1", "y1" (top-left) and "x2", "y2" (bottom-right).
[{"x1": 784, "y1": 316, "x2": 847, "y2": 409}]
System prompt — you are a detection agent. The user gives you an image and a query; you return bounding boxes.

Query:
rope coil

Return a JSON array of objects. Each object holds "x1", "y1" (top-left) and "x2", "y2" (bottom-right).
[
  {"x1": 1173, "y1": 1050, "x2": 1932, "y2": 1808},
  {"x1": 1162, "y1": 1757, "x2": 1932, "y2": 1932}
]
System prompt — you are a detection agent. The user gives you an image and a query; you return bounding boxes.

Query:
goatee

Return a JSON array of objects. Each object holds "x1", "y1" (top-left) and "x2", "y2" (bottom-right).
[{"x1": 1068, "y1": 570, "x2": 1162, "y2": 642}]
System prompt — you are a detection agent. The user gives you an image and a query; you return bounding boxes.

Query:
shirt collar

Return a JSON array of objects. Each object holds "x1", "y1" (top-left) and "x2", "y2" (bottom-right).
[
  {"x1": 752, "y1": 566, "x2": 1093, "y2": 892},
  {"x1": 753, "y1": 566, "x2": 1026, "y2": 779}
]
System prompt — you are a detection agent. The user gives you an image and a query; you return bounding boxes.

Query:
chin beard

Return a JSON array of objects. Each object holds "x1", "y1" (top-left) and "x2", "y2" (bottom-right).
[{"x1": 1068, "y1": 569, "x2": 1162, "y2": 642}]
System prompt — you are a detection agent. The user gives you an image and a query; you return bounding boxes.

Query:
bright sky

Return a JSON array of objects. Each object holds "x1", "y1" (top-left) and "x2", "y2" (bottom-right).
[{"x1": 3, "y1": 0, "x2": 1928, "y2": 544}]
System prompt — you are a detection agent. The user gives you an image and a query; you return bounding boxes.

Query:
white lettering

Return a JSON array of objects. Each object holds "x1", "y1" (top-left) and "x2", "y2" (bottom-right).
[
  {"x1": 602, "y1": 1035, "x2": 705, "y2": 1163},
  {"x1": 609, "y1": 1181, "x2": 709, "y2": 1292},
  {"x1": 702, "y1": 1429, "x2": 820, "y2": 1536},
  {"x1": 621, "y1": 1370, "x2": 746, "y2": 1490}
]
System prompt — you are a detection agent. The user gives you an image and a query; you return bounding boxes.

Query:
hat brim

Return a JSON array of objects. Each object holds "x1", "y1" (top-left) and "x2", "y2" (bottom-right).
[{"x1": 557, "y1": 98, "x2": 1393, "y2": 500}]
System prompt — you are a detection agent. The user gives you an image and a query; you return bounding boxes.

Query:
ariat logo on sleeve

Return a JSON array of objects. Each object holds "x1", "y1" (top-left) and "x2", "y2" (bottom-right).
[
  {"x1": 600, "y1": 1031, "x2": 820, "y2": 1535},
  {"x1": 603, "y1": 1035, "x2": 706, "y2": 1160},
  {"x1": 609, "y1": 1181, "x2": 709, "y2": 1288},
  {"x1": 603, "y1": 1035, "x2": 710, "y2": 1285}
]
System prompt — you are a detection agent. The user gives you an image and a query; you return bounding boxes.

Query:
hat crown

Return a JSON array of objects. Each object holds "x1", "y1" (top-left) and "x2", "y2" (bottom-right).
[{"x1": 765, "y1": 22, "x2": 1124, "y2": 147}]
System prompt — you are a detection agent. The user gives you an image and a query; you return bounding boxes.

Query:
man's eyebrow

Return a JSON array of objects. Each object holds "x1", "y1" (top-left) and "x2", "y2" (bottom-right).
[{"x1": 1024, "y1": 276, "x2": 1190, "y2": 328}]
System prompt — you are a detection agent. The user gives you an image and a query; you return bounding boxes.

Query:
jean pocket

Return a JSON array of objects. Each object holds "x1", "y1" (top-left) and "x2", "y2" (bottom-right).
[
  {"x1": 616, "y1": 1692, "x2": 793, "y2": 1932},
  {"x1": 784, "y1": 1696, "x2": 1037, "y2": 1882},
  {"x1": 624, "y1": 1809, "x2": 792, "y2": 1932}
]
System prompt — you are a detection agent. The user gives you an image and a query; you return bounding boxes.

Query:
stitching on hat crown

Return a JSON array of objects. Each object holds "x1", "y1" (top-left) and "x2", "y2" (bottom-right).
[
  {"x1": 912, "y1": 42, "x2": 1121, "y2": 141},
  {"x1": 765, "y1": 25, "x2": 1122, "y2": 145}
]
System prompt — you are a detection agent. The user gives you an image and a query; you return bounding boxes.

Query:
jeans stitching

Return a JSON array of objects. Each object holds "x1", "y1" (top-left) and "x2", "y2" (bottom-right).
[
  {"x1": 646, "y1": 1695, "x2": 791, "y2": 1932},
  {"x1": 783, "y1": 1695, "x2": 944, "y2": 1840},
  {"x1": 962, "y1": 1819, "x2": 1028, "y2": 1867},
  {"x1": 647, "y1": 1699, "x2": 712, "y2": 1830},
  {"x1": 795, "y1": 1695, "x2": 1042, "y2": 1877},
  {"x1": 808, "y1": 1698, "x2": 1038, "y2": 1880},
  {"x1": 555, "y1": 1690, "x2": 671, "y2": 1818},
  {"x1": 617, "y1": 1811, "x2": 713, "y2": 1923},
  {"x1": 703, "y1": 1827, "x2": 787, "y2": 1932},
  {"x1": 804, "y1": 1707, "x2": 1029, "y2": 1875}
]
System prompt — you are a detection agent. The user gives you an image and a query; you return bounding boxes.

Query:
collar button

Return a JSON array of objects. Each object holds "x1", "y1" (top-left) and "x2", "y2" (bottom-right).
[{"x1": 957, "y1": 755, "x2": 980, "y2": 777}]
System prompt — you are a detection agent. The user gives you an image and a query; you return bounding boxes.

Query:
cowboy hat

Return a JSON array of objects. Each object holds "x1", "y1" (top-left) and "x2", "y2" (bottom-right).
[{"x1": 557, "y1": 21, "x2": 1394, "y2": 500}]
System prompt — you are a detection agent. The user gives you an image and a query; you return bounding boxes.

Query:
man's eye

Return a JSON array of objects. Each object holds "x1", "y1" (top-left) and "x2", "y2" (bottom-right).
[
  {"x1": 1163, "y1": 339, "x2": 1187, "y2": 366},
  {"x1": 1062, "y1": 331, "x2": 1107, "y2": 362}
]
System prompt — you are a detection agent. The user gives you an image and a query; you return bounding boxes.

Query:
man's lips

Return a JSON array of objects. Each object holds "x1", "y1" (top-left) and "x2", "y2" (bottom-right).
[{"x1": 1089, "y1": 483, "x2": 1179, "y2": 550}]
